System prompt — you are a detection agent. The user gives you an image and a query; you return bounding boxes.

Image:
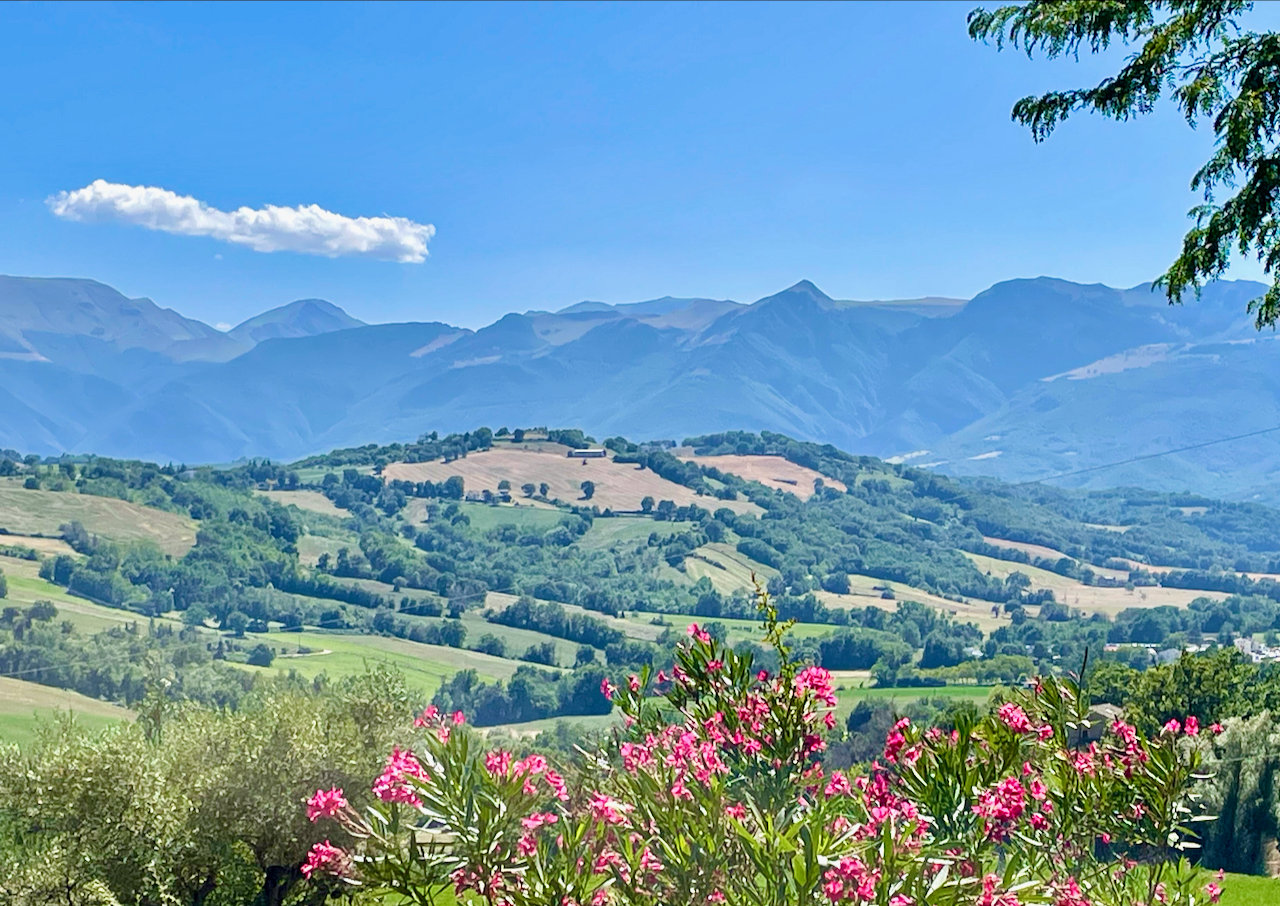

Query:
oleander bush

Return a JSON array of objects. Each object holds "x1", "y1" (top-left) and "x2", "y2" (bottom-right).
[{"x1": 302, "y1": 588, "x2": 1225, "y2": 906}]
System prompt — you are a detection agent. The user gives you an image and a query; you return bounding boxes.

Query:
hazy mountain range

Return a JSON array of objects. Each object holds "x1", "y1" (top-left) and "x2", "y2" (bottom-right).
[{"x1": 2, "y1": 272, "x2": 1278, "y2": 501}]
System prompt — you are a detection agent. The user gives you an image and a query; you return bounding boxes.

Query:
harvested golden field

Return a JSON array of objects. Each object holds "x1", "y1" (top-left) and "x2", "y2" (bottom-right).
[
  {"x1": 816, "y1": 574, "x2": 1008, "y2": 634},
  {"x1": 384, "y1": 446, "x2": 758, "y2": 515},
  {"x1": 0, "y1": 534, "x2": 80, "y2": 557},
  {"x1": 0, "y1": 488, "x2": 196, "y2": 557},
  {"x1": 963, "y1": 552, "x2": 1227, "y2": 616},
  {"x1": 255, "y1": 489, "x2": 346, "y2": 517},
  {"x1": 674, "y1": 452, "x2": 846, "y2": 499},
  {"x1": 981, "y1": 536, "x2": 1129, "y2": 581}
]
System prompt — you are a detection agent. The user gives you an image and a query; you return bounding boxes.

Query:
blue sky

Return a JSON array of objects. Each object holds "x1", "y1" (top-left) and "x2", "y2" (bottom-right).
[{"x1": 0, "y1": 1, "x2": 1270, "y2": 328}]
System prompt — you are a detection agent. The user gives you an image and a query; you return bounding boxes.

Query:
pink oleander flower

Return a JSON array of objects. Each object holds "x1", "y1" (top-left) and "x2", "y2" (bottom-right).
[
  {"x1": 639, "y1": 846, "x2": 664, "y2": 874},
  {"x1": 545, "y1": 768, "x2": 570, "y2": 801},
  {"x1": 973, "y1": 776, "x2": 1026, "y2": 842},
  {"x1": 301, "y1": 840, "x2": 348, "y2": 879},
  {"x1": 997, "y1": 702, "x2": 1032, "y2": 733},
  {"x1": 687, "y1": 622, "x2": 712, "y2": 644},
  {"x1": 825, "y1": 771, "x2": 853, "y2": 798},
  {"x1": 1184, "y1": 715, "x2": 1199, "y2": 736},
  {"x1": 628, "y1": 674, "x2": 641, "y2": 692},
  {"x1": 1210, "y1": 722, "x2": 1224, "y2": 734},
  {"x1": 485, "y1": 749, "x2": 513, "y2": 777},
  {"x1": 373, "y1": 746, "x2": 429, "y2": 806},
  {"x1": 1163, "y1": 718, "x2": 1182, "y2": 735},
  {"x1": 1049, "y1": 877, "x2": 1089, "y2": 906},
  {"x1": 413, "y1": 704, "x2": 440, "y2": 728},
  {"x1": 1204, "y1": 882, "x2": 1223, "y2": 904},
  {"x1": 794, "y1": 665, "x2": 837, "y2": 707},
  {"x1": 588, "y1": 791, "x2": 633, "y2": 825},
  {"x1": 724, "y1": 802, "x2": 747, "y2": 820},
  {"x1": 451, "y1": 710, "x2": 466, "y2": 725},
  {"x1": 601, "y1": 678, "x2": 617, "y2": 701},
  {"x1": 306, "y1": 786, "x2": 347, "y2": 822},
  {"x1": 707, "y1": 659, "x2": 723, "y2": 672},
  {"x1": 521, "y1": 811, "x2": 559, "y2": 830}
]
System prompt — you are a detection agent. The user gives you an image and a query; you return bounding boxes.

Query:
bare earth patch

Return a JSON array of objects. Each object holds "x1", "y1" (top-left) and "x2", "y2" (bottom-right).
[
  {"x1": 384, "y1": 446, "x2": 758, "y2": 514},
  {"x1": 674, "y1": 452, "x2": 847, "y2": 499}
]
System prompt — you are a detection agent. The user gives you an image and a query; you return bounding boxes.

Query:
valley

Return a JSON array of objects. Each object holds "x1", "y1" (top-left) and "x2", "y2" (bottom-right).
[{"x1": 4, "y1": 428, "x2": 1280, "y2": 736}]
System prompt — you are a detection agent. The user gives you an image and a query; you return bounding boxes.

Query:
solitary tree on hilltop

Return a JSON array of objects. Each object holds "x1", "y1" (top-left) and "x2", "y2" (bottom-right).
[{"x1": 970, "y1": 0, "x2": 1280, "y2": 326}]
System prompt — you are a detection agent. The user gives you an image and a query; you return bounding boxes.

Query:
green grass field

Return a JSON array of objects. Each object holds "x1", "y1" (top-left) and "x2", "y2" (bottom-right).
[
  {"x1": 242, "y1": 629, "x2": 530, "y2": 692},
  {"x1": 0, "y1": 555, "x2": 178, "y2": 633},
  {"x1": 576, "y1": 518, "x2": 685, "y2": 551},
  {"x1": 833, "y1": 682, "x2": 998, "y2": 722},
  {"x1": 458, "y1": 501, "x2": 566, "y2": 533},
  {"x1": 1210, "y1": 872, "x2": 1280, "y2": 905},
  {"x1": 402, "y1": 611, "x2": 584, "y2": 666},
  {"x1": 683, "y1": 541, "x2": 778, "y2": 595},
  {"x1": 0, "y1": 487, "x2": 197, "y2": 557},
  {"x1": 0, "y1": 676, "x2": 133, "y2": 749}
]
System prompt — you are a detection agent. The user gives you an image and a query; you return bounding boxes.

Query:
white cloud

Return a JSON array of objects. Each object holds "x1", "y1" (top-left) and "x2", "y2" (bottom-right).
[{"x1": 48, "y1": 179, "x2": 434, "y2": 263}]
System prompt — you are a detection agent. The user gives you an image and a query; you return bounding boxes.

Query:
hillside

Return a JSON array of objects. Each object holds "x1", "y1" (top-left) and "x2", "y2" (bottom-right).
[
  {"x1": 2, "y1": 272, "x2": 1278, "y2": 501},
  {"x1": 6, "y1": 429, "x2": 1280, "y2": 733}
]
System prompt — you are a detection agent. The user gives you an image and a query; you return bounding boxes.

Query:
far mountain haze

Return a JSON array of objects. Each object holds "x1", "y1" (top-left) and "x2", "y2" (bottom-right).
[{"x1": 0, "y1": 273, "x2": 1274, "y2": 502}]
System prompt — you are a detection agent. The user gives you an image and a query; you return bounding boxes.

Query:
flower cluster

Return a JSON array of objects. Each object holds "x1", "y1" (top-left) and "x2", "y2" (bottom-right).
[{"x1": 293, "y1": 588, "x2": 1220, "y2": 906}]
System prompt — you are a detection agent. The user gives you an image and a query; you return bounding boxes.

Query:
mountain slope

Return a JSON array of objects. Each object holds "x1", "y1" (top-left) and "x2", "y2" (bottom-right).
[
  {"x1": 0, "y1": 276, "x2": 245, "y2": 364},
  {"x1": 3, "y1": 272, "x2": 1279, "y2": 501},
  {"x1": 228, "y1": 299, "x2": 365, "y2": 344}
]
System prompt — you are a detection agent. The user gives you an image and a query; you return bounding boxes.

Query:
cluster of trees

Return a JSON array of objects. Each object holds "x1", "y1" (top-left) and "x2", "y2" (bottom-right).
[
  {"x1": 0, "y1": 668, "x2": 417, "y2": 906},
  {"x1": 487, "y1": 596, "x2": 624, "y2": 648},
  {"x1": 430, "y1": 663, "x2": 612, "y2": 725}
]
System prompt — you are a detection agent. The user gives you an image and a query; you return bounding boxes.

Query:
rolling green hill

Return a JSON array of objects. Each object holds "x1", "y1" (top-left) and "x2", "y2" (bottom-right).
[{"x1": 5, "y1": 428, "x2": 1280, "y2": 735}]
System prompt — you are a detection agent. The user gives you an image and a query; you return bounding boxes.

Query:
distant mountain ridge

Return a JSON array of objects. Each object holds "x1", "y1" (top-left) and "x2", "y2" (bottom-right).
[
  {"x1": 1, "y1": 272, "x2": 1277, "y2": 502},
  {"x1": 228, "y1": 298, "x2": 365, "y2": 344}
]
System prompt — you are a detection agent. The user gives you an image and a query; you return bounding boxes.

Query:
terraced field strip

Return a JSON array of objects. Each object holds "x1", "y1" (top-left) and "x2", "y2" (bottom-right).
[
  {"x1": 483, "y1": 712, "x2": 620, "y2": 738},
  {"x1": 576, "y1": 517, "x2": 686, "y2": 551},
  {"x1": 981, "y1": 536, "x2": 1130, "y2": 581},
  {"x1": 383, "y1": 446, "x2": 759, "y2": 515},
  {"x1": 0, "y1": 676, "x2": 133, "y2": 748},
  {"x1": 631, "y1": 611, "x2": 836, "y2": 646},
  {"x1": 683, "y1": 542, "x2": 779, "y2": 595},
  {"x1": 256, "y1": 489, "x2": 347, "y2": 517},
  {"x1": 485, "y1": 591, "x2": 663, "y2": 642},
  {"x1": 817, "y1": 574, "x2": 1008, "y2": 634},
  {"x1": 832, "y1": 683, "x2": 998, "y2": 722},
  {"x1": 963, "y1": 551, "x2": 1228, "y2": 616},
  {"x1": 400, "y1": 611, "x2": 584, "y2": 667},
  {"x1": 246, "y1": 629, "x2": 528, "y2": 691},
  {"x1": 0, "y1": 487, "x2": 196, "y2": 556},
  {"x1": 0, "y1": 534, "x2": 80, "y2": 557}
]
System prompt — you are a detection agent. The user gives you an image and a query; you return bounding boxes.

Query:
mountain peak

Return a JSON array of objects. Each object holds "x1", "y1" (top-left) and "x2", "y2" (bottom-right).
[
  {"x1": 228, "y1": 299, "x2": 364, "y2": 344},
  {"x1": 787, "y1": 279, "x2": 826, "y2": 295},
  {"x1": 751, "y1": 279, "x2": 835, "y2": 310}
]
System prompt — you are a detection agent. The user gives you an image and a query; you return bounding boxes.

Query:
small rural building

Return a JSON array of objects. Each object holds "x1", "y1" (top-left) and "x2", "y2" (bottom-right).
[{"x1": 568, "y1": 449, "x2": 606, "y2": 458}]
